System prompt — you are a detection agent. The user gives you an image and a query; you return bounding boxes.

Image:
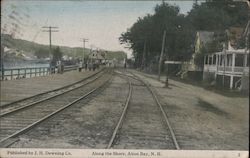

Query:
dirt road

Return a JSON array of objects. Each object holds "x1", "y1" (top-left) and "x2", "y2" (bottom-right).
[{"x1": 133, "y1": 70, "x2": 249, "y2": 150}]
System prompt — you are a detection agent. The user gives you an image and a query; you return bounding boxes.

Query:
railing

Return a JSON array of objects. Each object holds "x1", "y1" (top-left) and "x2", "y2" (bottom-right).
[
  {"x1": 217, "y1": 66, "x2": 248, "y2": 74},
  {"x1": 64, "y1": 65, "x2": 78, "y2": 72},
  {"x1": 204, "y1": 65, "x2": 217, "y2": 72},
  {"x1": 0, "y1": 67, "x2": 50, "y2": 80},
  {"x1": 234, "y1": 67, "x2": 244, "y2": 73},
  {"x1": 205, "y1": 65, "x2": 249, "y2": 75},
  {"x1": 0, "y1": 65, "x2": 78, "y2": 81}
]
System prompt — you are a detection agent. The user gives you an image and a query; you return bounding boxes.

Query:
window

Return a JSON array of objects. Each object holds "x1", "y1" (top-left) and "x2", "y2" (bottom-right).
[
  {"x1": 235, "y1": 54, "x2": 244, "y2": 67},
  {"x1": 220, "y1": 55, "x2": 224, "y2": 66},
  {"x1": 247, "y1": 54, "x2": 249, "y2": 67},
  {"x1": 205, "y1": 56, "x2": 208, "y2": 65},
  {"x1": 209, "y1": 56, "x2": 212, "y2": 65},
  {"x1": 213, "y1": 55, "x2": 216, "y2": 65}
]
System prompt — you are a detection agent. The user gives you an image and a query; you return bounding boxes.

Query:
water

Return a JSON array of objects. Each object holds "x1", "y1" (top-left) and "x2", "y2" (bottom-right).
[{"x1": 3, "y1": 62, "x2": 49, "y2": 69}]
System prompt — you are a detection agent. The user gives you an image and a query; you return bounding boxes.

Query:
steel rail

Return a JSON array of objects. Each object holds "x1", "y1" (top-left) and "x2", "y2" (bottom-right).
[
  {"x1": 107, "y1": 75, "x2": 132, "y2": 149},
  {"x1": 1, "y1": 68, "x2": 105, "y2": 108},
  {"x1": 129, "y1": 71, "x2": 180, "y2": 150},
  {"x1": 0, "y1": 69, "x2": 107, "y2": 117},
  {"x1": 114, "y1": 71, "x2": 143, "y2": 83},
  {"x1": 0, "y1": 72, "x2": 113, "y2": 147}
]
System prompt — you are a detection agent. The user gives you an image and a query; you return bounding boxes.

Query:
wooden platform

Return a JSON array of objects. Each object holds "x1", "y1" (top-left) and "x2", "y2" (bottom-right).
[{"x1": 0, "y1": 69, "x2": 102, "y2": 106}]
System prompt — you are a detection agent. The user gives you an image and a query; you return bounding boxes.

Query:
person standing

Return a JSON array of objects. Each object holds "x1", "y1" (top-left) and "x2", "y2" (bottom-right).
[
  {"x1": 85, "y1": 62, "x2": 88, "y2": 71},
  {"x1": 61, "y1": 62, "x2": 64, "y2": 74},
  {"x1": 78, "y1": 60, "x2": 82, "y2": 72}
]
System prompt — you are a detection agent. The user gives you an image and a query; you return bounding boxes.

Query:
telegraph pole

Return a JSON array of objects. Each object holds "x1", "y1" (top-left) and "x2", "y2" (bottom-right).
[
  {"x1": 80, "y1": 38, "x2": 89, "y2": 63},
  {"x1": 245, "y1": 23, "x2": 249, "y2": 68},
  {"x1": 222, "y1": 42, "x2": 227, "y2": 88},
  {"x1": 222, "y1": 30, "x2": 229, "y2": 88},
  {"x1": 1, "y1": 42, "x2": 4, "y2": 80},
  {"x1": 42, "y1": 26, "x2": 59, "y2": 72},
  {"x1": 141, "y1": 40, "x2": 147, "y2": 70},
  {"x1": 158, "y1": 30, "x2": 166, "y2": 81}
]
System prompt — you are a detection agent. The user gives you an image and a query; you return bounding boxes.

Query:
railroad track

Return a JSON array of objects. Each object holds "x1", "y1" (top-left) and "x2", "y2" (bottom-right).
[
  {"x1": 0, "y1": 69, "x2": 113, "y2": 147},
  {"x1": 107, "y1": 70, "x2": 180, "y2": 149},
  {"x1": 0, "y1": 68, "x2": 106, "y2": 116}
]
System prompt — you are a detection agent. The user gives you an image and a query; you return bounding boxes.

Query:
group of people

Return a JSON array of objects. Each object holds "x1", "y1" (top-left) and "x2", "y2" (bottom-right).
[
  {"x1": 78, "y1": 61, "x2": 99, "y2": 72},
  {"x1": 50, "y1": 60, "x2": 64, "y2": 74}
]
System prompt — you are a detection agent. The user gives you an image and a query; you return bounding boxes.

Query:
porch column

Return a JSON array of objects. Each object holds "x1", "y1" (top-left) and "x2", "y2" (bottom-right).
[
  {"x1": 232, "y1": 53, "x2": 235, "y2": 72},
  {"x1": 204, "y1": 55, "x2": 206, "y2": 66},
  {"x1": 204, "y1": 55, "x2": 207, "y2": 65},
  {"x1": 207, "y1": 55, "x2": 210, "y2": 65},
  {"x1": 244, "y1": 53, "x2": 248, "y2": 68},
  {"x1": 230, "y1": 75, "x2": 234, "y2": 89},
  {"x1": 225, "y1": 54, "x2": 228, "y2": 66},
  {"x1": 218, "y1": 54, "x2": 221, "y2": 66},
  {"x1": 216, "y1": 54, "x2": 218, "y2": 66},
  {"x1": 211, "y1": 55, "x2": 214, "y2": 65},
  {"x1": 215, "y1": 54, "x2": 218, "y2": 79}
]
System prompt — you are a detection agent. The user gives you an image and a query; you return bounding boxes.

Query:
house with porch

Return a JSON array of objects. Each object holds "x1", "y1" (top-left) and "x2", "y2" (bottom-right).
[
  {"x1": 180, "y1": 31, "x2": 214, "y2": 80},
  {"x1": 184, "y1": 31, "x2": 214, "y2": 71},
  {"x1": 203, "y1": 22, "x2": 249, "y2": 91},
  {"x1": 203, "y1": 47, "x2": 249, "y2": 90}
]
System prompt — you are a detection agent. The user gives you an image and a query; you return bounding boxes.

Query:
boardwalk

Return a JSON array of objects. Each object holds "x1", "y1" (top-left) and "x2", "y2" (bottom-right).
[{"x1": 0, "y1": 69, "x2": 103, "y2": 106}]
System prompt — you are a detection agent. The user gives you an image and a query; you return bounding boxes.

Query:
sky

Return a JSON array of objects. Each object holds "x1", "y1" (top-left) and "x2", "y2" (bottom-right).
[{"x1": 1, "y1": 0, "x2": 195, "y2": 57}]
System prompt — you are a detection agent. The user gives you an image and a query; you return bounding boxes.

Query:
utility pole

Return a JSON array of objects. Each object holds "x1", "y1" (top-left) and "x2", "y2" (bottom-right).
[
  {"x1": 222, "y1": 30, "x2": 229, "y2": 88},
  {"x1": 245, "y1": 23, "x2": 249, "y2": 68},
  {"x1": 1, "y1": 43, "x2": 4, "y2": 80},
  {"x1": 158, "y1": 30, "x2": 166, "y2": 81},
  {"x1": 165, "y1": 54, "x2": 169, "y2": 87},
  {"x1": 42, "y1": 26, "x2": 59, "y2": 72},
  {"x1": 222, "y1": 43, "x2": 226, "y2": 88},
  {"x1": 80, "y1": 38, "x2": 89, "y2": 63},
  {"x1": 141, "y1": 40, "x2": 147, "y2": 70}
]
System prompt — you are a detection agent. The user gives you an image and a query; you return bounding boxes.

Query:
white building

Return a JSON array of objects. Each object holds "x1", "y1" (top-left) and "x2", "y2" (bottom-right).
[
  {"x1": 183, "y1": 31, "x2": 214, "y2": 72},
  {"x1": 203, "y1": 22, "x2": 249, "y2": 90},
  {"x1": 203, "y1": 46, "x2": 249, "y2": 90},
  {"x1": 88, "y1": 50, "x2": 105, "y2": 64}
]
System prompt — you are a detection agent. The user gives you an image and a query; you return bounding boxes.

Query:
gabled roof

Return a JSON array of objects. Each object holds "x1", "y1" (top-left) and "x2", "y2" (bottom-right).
[
  {"x1": 88, "y1": 51, "x2": 105, "y2": 60},
  {"x1": 228, "y1": 27, "x2": 244, "y2": 48}
]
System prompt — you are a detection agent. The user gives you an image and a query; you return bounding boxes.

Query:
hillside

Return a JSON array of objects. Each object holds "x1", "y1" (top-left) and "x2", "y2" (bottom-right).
[{"x1": 1, "y1": 34, "x2": 127, "y2": 61}]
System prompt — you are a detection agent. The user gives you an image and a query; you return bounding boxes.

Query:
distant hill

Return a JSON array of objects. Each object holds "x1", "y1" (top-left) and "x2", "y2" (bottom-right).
[{"x1": 1, "y1": 34, "x2": 127, "y2": 61}]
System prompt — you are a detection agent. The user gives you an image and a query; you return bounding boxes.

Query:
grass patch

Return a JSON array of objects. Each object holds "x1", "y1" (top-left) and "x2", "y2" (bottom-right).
[
  {"x1": 169, "y1": 76, "x2": 249, "y2": 98},
  {"x1": 197, "y1": 99, "x2": 229, "y2": 117}
]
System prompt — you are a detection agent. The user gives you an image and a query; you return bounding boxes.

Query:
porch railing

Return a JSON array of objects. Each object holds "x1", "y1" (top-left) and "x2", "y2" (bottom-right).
[{"x1": 204, "y1": 64, "x2": 249, "y2": 75}]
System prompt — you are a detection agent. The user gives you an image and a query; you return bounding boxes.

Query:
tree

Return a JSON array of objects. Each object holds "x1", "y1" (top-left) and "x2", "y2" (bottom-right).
[
  {"x1": 187, "y1": 0, "x2": 248, "y2": 31},
  {"x1": 119, "y1": 0, "x2": 248, "y2": 70},
  {"x1": 120, "y1": 2, "x2": 194, "y2": 69},
  {"x1": 34, "y1": 48, "x2": 49, "y2": 59},
  {"x1": 120, "y1": 14, "x2": 155, "y2": 67},
  {"x1": 51, "y1": 46, "x2": 63, "y2": 66}
]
